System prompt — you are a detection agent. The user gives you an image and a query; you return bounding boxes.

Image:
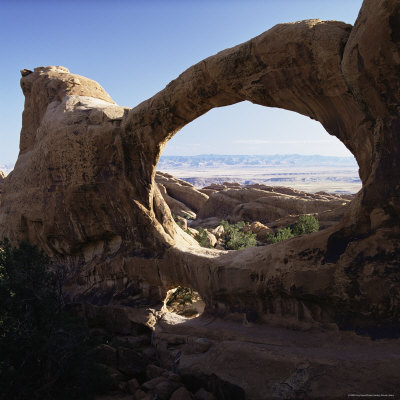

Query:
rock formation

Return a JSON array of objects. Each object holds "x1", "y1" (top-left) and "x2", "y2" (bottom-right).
[
  {"x1": 154, "y1": 174, "x2": 350, "y2": 239},
  {"x1": 0, "y1": 170, "x2": 5, "y2": 194},
  {"x1": 196, "y1": 185, "x2": 349, "y2": 224},
  {"x1": 1, "y1": 1, "x2": 400, "y2": 397},
  {"x1": 156, "y1": 172, "x2": 208, "y2": 218}
]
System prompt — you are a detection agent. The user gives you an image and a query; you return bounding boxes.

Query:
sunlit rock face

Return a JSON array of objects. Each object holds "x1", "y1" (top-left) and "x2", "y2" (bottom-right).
[{"x1": 0, "y1": 0, "x2": 400, "y2": 338}]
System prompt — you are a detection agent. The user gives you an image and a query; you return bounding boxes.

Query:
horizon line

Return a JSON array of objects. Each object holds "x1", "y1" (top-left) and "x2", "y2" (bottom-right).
[{"x1": 160, "y1": 153, "x2": 355, "y2": 158}]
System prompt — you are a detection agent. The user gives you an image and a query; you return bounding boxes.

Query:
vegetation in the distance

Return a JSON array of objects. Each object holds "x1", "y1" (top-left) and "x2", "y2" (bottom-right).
[
  {"x1": 266, "y1": 227, "x2": 295, "y2": 243},
  {"x1": 166, "y1": 286, "x2": 194, "y2": 306},
  {"x1": 291, "y1": 214, "x2": 319, "y2": 236},
  {"x1": 194, "y1": 226, "x2": 212, "y2": 248},
  {"x1": 266, "y1": 214, "x2": 319, "y2": 243},
  {"x1": 166, "y1": 286, "x2": 201, "y2": 318},
  {"x1": 220, "y1": 220, "x2": 257, "y2": 250},
  {"x1": 0, "y1": 239, "x2": 112, "y2": 400},
  {"x1": 182, "y1": 211, "x2": 195, "y2": 220}
]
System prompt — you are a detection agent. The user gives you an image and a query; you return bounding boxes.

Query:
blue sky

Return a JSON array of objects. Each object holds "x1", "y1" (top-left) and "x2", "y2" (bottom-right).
[{"x1": 0, "y1": 0, "x2": 363, "y2": 164}]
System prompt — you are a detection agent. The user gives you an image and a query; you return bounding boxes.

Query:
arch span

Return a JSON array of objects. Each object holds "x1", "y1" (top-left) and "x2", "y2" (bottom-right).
[
  {"x1": 123, "y1": 20, "x2": 367, "y2": 187},
  {"x1": 1, "y1": 0, "x2": 400, "y2": 336}
]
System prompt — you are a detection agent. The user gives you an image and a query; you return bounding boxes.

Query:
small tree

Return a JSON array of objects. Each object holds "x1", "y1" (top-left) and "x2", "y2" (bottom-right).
[
  {"x1": 0, "y1": 239, "x2": 112, "y2": 400},
  {"x1": 266, "y1": 227, "x2": 294, "y2": 243},
  {"x1": 266, "y1": 215, "x2": 319, "y2": 244},
  {"x1": 194, "y1": 227, "x2": 212, "y2": 248},
  {"x1": 291, "y1": 214, "x2": 319, "y2": 236},
  {"x1": 220, "y1": 220, "x2": 257, "y2": 250}
]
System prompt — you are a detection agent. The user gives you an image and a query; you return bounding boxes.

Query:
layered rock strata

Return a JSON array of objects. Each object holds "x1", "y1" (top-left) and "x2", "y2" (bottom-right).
[
  {"x1": 155, "y1": 173, "x2": 350, "y2": 231},
  {"x1": 196, "y1": 185, "x2": 349, "y2": 225}
]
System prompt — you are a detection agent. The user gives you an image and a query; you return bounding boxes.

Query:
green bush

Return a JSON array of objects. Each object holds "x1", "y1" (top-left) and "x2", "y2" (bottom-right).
[
  {"x1": 291, "y1": 214, "x2": 319, "y2": 236},
  {"x1": 167, "y1": 286, "x2": 193, "y2": 306},
  {"x1": 266, "y1": 215, "x2": 319, "y2": 244},
  {"x1": 194, "y1": 227, "x2": 212, "y2": 248},
  {"x1": 266, "y1": 227, "x2": 294, "y2": 243},
  {"x1": 0, "y1": 239, "x2": 112, "y2": 400},
  {"x1": 182, "y1": 211, "x2": 195, "y2": 220},
  {"x1": 220, "y1": 220, "x2": 257, "y2": 250}
]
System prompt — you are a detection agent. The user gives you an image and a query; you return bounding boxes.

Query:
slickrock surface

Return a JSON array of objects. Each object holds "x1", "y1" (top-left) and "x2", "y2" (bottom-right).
[
  {"x1": 154, "y1": 312, "x2": 400, "y2": 400},
  {"x1": 155, "y1": 174, "x2": 350, "y2": 229},
  {"x1": 156, "y1": 172, "x2": 209, "y2": 216},
  {"x1": 1, "y1": 1, "x2": 400, "y2": 397},
  {"x1": 196, "y1": 185, "x2": 349, "y2": 224}
]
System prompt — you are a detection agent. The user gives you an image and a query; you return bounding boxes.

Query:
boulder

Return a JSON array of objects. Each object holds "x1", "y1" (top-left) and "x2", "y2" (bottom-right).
[
  {"x1": 134, "y1": 389, "x2": 152, "y2": 400},
  {"x1": 157, "y1": 183, "x2": 196, "y2": 220},
  {"x1": 117, "y1": 347, "x2": 149, "y2": 377},
  {"x1": 199, "y1": 188, "x2": 217, "y2": 196},
  {"x1": 204, "y1": 230, "x2": 217, "y2": 248},
  {"x1": 247, "y1": 221, "x2": 272, "y2": 242},
  {"x1": 194, "y1": 338, "x2": 212, "y2": 353},
  {"x1": 153, "y1": 379, "x2": 181, "y2": 400},
  {"x1": 210, "y1": 225, "x2": 224, "y2": 240},
  {"x1": 146, "y1": 364, "x2": 166, "y2": 380},
  {"x1": 171, "y1": 387, "x2": 195, "y2": 400},
  {"x1": 95, "y1": 344, "x2": 117, "y2": 368},
  {"x1": 156, "y1": 172, "x2": 209, "y2": 214},
  {"x1": 195, "y1": 389, "x2": 216, "y2": 400},
  {"x1": 186, "y1": 227, "x2": 199, "y2": 237},
  {"x1": 127, "y1": 378, "x2": 140, "y2": 394},
  {"x1": 142, "y1": 376, "x2": 168, "y2": 391},
  {"x1": 142, "y1": 376, "x2": 181, "y2": 400},
  {"x1": 162, "y1": 371, "x2": 182, "y2": 382}
]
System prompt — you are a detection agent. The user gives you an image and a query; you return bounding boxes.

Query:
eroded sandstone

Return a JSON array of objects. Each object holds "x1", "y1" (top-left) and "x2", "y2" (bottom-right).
[
  {"x1": 1, "y1": 1, "x2": 400, "y2": 397},
  {"x1": 0, "y1": 170, "x2": 5, "y2": 195},
  {"x1": 1, "y1": 0, "x2": 399, "y2": 334}
]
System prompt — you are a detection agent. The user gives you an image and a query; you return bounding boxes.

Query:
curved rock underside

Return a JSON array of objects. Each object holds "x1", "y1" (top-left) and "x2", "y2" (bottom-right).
[{"x1": 1, "y1": 0, "x2": 400, "y2": 396}]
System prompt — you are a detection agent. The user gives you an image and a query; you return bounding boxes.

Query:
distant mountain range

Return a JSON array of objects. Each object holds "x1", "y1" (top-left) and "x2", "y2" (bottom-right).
[
  {"x1": 158, "y1": 154, "x2": 357, "y2": 169},
  {"x1": 0, "y1": 155, "x2": 359, "y2": 193},
  {"x1": 1, "y1": 155, "x2": 356, "y2": 175},
  {"x1": 157, "y1": 154, "x2": 360, "y2": 193}
]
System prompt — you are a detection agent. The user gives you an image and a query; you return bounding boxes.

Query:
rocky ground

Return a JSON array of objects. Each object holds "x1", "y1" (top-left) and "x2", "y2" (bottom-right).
[
  {"x1": 84, "y1": 303, "x2": 221, "y2": 400},
  {"x1": 156, "y1": 171, "x2": 354, "y2": 249},
  {"x1": 84, "y1": 302, "x2": 400, "y2": 400}
]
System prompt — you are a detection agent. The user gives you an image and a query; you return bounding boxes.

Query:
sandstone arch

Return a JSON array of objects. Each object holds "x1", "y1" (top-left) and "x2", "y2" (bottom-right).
[{"x1": 1, "y1": 0, "x2": 399, "y2": 336}]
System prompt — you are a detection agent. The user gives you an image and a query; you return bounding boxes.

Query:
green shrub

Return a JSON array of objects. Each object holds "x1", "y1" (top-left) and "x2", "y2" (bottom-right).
[
  {"x1": 220, "y1": 220, "x2": 257, "y2": 250},
  {"x1": 266, "y1": 215, "x2": 319, "y2": 244},
  {"x1": 194, "y1": 227, "x2": 212, "y2": 248},
  {"x1": 266, "y1": 227, "x2": 294, "y2": 243},
  {"x1": 291, "y1": 214, "x2": 319, "y2": 236},
  {"x1": 182, "y1": 211, "x2": 195, "y2": 220},
  {"x1": 0, "y1": 239, "x2": 112, "y2": 400},
  {"x1": 167, "y1": 286, "x2": 193, "y2": 306}
]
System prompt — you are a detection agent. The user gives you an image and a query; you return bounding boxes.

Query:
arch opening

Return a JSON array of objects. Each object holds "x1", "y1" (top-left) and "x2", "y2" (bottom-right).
[
  {"x1": 155, "y1": 103, "x2": 360, "y2": 250},
  {"x1": 163, "y1": 286, "x2": 205, "y2": 319},
  {"x1": 159, "y1": 102, "x2": 359, "y2": 193}
]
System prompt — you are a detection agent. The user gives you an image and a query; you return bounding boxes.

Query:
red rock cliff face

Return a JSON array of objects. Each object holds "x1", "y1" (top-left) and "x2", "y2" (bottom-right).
[{"x1": 0, "y1": 0, "x2": 399, "y2": 336}]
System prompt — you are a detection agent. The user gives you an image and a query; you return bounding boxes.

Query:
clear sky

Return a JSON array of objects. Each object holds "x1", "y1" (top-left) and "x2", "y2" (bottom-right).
[{"x1": 0, "y1": 0, "x2": 363, "y2": 165}]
